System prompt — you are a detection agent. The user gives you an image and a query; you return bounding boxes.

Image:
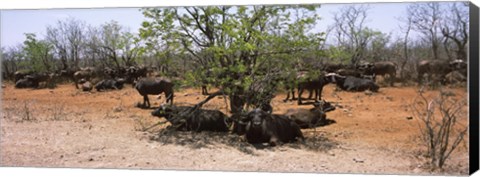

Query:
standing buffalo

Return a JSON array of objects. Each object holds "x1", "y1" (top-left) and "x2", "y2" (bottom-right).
[
  {"x1": 284, "y1": 71, "x2": 333, "y2": 105},
  {"x1": 417, "y1": 59, "x2": 467, "y2": 85},
  {"x1": 244, "y1": 109, "x2": 304, "y2": 146},
  {"x1": 201, "y1": 68, "x2": 214, "y2": 95},
  {"x1": 358, "y1": 61, "x2": 397, "y2": 86},
  {"x1": 135, "y1": 77, "x2": 174, "y2": 108},
  {"x1": 151, "y1": 105, "x2": 231, "y2": 132},
  {"x1": 126, "y1": 66, "x2": 148, "y2": 84},
  {"x1": 103, "y1": 67, "x2": 118, "y2": 79}
]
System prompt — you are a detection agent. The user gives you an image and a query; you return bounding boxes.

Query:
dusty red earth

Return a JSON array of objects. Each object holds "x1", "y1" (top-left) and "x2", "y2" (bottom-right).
[{"x1": 0, "y1": 81, "x2": 469, "y2": 175}]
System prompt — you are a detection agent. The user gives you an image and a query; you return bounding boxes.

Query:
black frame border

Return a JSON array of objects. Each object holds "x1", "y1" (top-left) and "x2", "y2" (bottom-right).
[{"x1": 469, "y1": 1, "x2": 479, "y2": 175}]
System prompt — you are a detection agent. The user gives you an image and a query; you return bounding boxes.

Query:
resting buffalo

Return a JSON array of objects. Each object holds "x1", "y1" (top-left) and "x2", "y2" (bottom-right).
[
  {"x1": 444, "y1": 70, "x2": 467, "y2": 85},
  {"x1": 14, "y1": 70, "x2": 34, "y2": 82},
  {"x1": 322, "y1": 63, "x2": 354, "y2": 73},
  {"x1": 328, "y1": 73, "x2": 379, "y2": 92},
  {"x1": 15, "y1": 78, "x2": 36, "y2": 88},
  {"x1": 95, "y1": 78, "x2": 126, "y2": 91},
  {"x1": 78, "y1": 79, "x2": 93, "y2": 92},
  {"x1": 26, "y1": 72, "x2": 55, "y2": 88},
  {"x1": 135, "y1": 77, "x2": 174, "y2": 108},
  {"x1": 336, "y1": 68, "x2": 362, "y2": 78},
  {"x1": 285, "y1": 100, "x2": 335, "y2": 129},
  {"x1": 417, "y1": 59, "x2": 467, "y2": 85},
  {"x1": 14, "y1": 72, "x2": 54, "y2": 89},
  {"x1": 73, "y1": 70, "x2": 94, "y2": 89},
  {"x1": 358, "y1": 61, "x2": 397, "y2": 86},
  {"x1": 151, "y1": 105, "x2": 231, "y2": 132},
  {"x1": 244, "y1": 109, "x2": 304, "y2": 146}
]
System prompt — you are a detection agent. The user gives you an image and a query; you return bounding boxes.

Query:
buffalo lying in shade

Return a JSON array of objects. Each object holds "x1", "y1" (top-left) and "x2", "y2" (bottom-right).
[
  {"x1": 244, "y1": 109, "x2": 304, "y2": 146},
  {"x1": 151, "y1": 105, "x2": 231, "y2": 132}
]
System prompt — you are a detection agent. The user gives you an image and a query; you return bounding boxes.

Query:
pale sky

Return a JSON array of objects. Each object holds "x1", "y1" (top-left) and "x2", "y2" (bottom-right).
[{"x1": 0, "y1": 1, "x2": 455, "y2": 48}]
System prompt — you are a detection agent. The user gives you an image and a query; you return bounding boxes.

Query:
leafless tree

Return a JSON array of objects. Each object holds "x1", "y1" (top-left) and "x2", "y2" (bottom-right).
[
  {"x1": 395, "y1": 14, "x2": 414, "y2": 82},
  {"x1": 407, "y1": 2, "x2": 442, "y2": 60},
  {"x1": 1, "y1": 45, "x2": 24, "y2": 79},
  {"x1": 87, "y1": 21, "x2": 140, "y2": 69},
  {"x1": 441, "y1": 2, "x2": 469, "y2": 61},
  {"x1": 46, "y1": 18, "x2": 87, "y2": 70},
  {"x1": 330, "y1": 5, "x2": 375, "y2": 65}
]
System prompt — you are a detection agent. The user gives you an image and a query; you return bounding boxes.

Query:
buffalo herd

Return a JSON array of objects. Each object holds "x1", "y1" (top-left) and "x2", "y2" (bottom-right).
[{"x1": 4, "y1": 59, "x2": 468, "y2": 146}]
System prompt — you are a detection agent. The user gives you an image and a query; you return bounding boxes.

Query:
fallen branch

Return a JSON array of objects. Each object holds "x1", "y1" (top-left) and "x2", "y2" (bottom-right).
[{"x1": 142, "y1": 120, "x2": 170, "y2": 131}]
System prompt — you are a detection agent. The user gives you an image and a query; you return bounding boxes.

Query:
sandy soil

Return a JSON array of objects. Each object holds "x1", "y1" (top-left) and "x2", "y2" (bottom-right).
[{"x1": 0, "y1": 82, "x2": 469, "y2": 175}]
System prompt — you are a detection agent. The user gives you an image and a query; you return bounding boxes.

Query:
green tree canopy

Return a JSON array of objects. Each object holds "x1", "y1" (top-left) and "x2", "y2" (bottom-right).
[
  {"x1": 23, "y1": 33, "x2": 54, "y2": 72},
  {"x1": 142, "y1": 5, "x2": 325, "y2": 112}
]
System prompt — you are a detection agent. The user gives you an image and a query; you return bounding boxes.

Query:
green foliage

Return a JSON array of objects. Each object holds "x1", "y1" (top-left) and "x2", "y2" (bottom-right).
[
  {"x1": 325, "y1": 46, "x2": 350, "y2": 63},
  {"x1": 139, "y1": 5, "x2": 325, "y2": 111},
  {"x1": 22, "y1": 33, "x2": 53, "y2": 72}
]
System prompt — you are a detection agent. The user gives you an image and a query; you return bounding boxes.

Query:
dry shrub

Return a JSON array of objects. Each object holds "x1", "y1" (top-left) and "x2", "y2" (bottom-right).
[
  {"x1": 50, "y1": 102, "x2": 67, "y2": 121},
  {"x1": 21, "y1": 101, "x2": 36, "y2": 122},
  {"x1": 411, "y1": 88, "x2": 468, "y2": 169}
]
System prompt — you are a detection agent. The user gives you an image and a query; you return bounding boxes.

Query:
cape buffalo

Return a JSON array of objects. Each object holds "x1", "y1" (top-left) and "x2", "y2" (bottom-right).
[
  {"x1": 244, "y1": 109, "x2": 304, "y2": 146},
  {"x1": 15, "y1": 78, "x2": 36, "y2": 88},
  {"x1": 285, "y1": 100, "x2": 335, "y2": 129},
  {"x1": 135, "y1": 77, "x2": 174, "y2": 108},
  {"x1": 14, "y1": 70, "x2": 34, "y2": 82},
  {"x1": 95, "y1": 78, "x2": 126, "y2": 91},
  {"x1": 78, "y1": 79, "x2": 93, "y2": 92},
  {"x1": 73, "y1": 70, "x2": 94, "y2": 89},
  {"x1": 358, "y1": 61, "x2": 397, "y2": 86},
  {"x1": 327, "y1": 73, "x2": 379, "y2": 92},
  {"x1": 291, "y1": 72, "x2": 333, "y2": 105},
  {"x1": 417, "y1": 59, "x2": 467, "y2": 85},
  {"x1": 151, "y1": 105, "x2": 231, "y2": 132}
]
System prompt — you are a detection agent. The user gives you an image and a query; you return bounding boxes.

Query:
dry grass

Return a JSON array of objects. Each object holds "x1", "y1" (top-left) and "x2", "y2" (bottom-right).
[{"x1": 0, "y1": 83, "x2": 469, "y2": 175}]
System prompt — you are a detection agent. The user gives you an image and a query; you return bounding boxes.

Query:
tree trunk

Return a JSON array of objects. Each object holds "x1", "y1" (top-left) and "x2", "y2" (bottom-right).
[{"x1": 229, "y1": 92, "x2": 246, "y2": 114}]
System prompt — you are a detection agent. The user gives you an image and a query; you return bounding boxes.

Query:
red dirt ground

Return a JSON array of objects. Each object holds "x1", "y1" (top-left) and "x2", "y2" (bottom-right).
[{"x1": 0, "y1": 82, "x2": 469, "y2": 175}]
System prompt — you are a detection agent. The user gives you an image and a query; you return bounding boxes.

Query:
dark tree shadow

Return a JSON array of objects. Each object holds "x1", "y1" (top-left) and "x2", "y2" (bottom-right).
[{"x1": 147, "y1": 125, "x2": 339, "y2": 155}]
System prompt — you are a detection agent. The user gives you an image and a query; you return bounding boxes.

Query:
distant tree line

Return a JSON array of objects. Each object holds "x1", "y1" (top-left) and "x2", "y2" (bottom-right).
[{"x1": 1, "y1": 2, "x2": 469, "y2": 87}]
